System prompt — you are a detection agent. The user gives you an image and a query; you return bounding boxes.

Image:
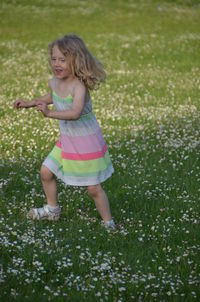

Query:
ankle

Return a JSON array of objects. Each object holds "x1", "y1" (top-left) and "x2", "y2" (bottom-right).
[
  {"x1": 104, "y1": 219, "x2": 115, "y2": 226},
  {"x1": 47, "y1": 204, "x2": 59, "y2": 210},
  {"x1": 102, "y1": 219, "x2": 116, "y2": 230}
]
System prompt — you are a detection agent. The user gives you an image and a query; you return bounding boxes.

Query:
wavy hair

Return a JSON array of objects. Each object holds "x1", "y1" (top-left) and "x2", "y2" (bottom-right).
[{"x1": 49, "y1": 34, "x2": 106, "y2": 90}]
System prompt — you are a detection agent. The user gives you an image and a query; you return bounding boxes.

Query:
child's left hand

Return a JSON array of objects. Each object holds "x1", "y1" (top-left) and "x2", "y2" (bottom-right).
[{"x1": 37, "y1": 102, "x2": 50, "y2": 117}]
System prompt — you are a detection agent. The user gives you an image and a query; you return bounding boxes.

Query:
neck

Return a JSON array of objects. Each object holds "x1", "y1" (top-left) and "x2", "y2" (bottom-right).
[{"x1": 60, "y1": 75, "x2": 75, "y2": 83}]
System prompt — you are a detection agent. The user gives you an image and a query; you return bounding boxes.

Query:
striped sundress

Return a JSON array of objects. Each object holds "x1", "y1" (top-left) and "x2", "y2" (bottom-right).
[{"x1": 43, "y1": 91, "x2": 114, "y2": 186}]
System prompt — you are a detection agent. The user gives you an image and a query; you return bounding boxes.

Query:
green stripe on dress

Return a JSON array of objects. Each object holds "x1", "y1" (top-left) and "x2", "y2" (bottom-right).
[
  {"x1": 53, "y1": 92, "x2": 93, "y2": 120},
  {"x1": 53, "y1": 92, "x2": 73, "y2": 104},
  {"x1": 49, "y1": 145, "x2": 62, "y2": 159},
  {"x1": 48, "y1": 155, "x2": 113, "y2": 177},
  {"x1": 48, "y1": 145, "x2": 112, "y2": 176},
  {"x1": 79, "y1": 111, "x2": 94, "y2": 121},
  {"x1": 62, "y1": 151, "x2": 111, "y2": 174}
]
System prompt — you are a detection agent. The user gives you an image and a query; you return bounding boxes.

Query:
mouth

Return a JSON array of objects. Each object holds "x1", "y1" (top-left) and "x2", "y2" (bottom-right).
[{"x1": 55, "y1": 68, "x2": 63, "y2": 76}]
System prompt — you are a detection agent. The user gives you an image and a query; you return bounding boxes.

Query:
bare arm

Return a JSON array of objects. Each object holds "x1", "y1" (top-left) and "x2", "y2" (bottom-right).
[
  {"x1": 35, "y1": 93, "x2": 53, "y2": 105},
  {"x1": 37, "y1": 83, "x2": 86, "y2": 120},
  {"x1": 14, "y1": 92, "x2": 53, "y2": 109}
]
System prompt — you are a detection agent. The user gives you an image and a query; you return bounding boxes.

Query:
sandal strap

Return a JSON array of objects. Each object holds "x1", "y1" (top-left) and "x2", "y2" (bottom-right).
[{"x1": 35, "y1": 205, "x2": 49, "y2": 219}]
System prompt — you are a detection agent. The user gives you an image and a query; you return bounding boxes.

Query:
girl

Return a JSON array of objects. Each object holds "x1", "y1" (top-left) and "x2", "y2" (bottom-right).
[{"x1": 14, "y1": 34, "x2": 116, "y2": 230}]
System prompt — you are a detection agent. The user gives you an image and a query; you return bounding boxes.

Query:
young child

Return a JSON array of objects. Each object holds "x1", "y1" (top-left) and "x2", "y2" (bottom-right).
[{"x1": 14, "y1": 34, "x2": 115, "y2": 230}]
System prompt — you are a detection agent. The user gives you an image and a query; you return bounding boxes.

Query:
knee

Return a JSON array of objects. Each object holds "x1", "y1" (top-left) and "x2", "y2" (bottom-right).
[
  {"x1": 40, "y1": 165, "x2": 54, "y2": 181},
  {"x1": 87, "y1": 185, "x2": 102, "y2": 198}
]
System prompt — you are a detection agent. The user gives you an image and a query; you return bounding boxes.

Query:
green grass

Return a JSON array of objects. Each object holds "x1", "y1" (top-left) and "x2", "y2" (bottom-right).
[{"x1": 0, "y1": 0, "x2": 200, "y2": 301}]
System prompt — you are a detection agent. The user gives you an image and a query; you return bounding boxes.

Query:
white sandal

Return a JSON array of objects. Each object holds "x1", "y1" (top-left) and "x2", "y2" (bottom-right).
[
  {"x1": 27, "y1": 205, "x2": 61, "y2": 221},
  {"x1": 101, "y1": 219, "x2": 116, "y2": 231}
]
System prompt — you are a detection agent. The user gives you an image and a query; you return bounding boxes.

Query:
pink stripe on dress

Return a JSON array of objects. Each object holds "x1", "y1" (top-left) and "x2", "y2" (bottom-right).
[
  {"x1": 59, "y1": 129, "x2": 106, "y2": 154},
  {"x1": 61, "y1": 144, "x2": 107, "y2": 161},
  {"x1": 56, "y1": 141, "x2": 62, "y2": 148}
]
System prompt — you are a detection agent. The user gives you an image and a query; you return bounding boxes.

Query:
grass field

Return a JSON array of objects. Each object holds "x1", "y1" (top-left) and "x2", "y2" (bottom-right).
[{"x1": 0, "y1": 0, "x2": 200, "y2": 301}]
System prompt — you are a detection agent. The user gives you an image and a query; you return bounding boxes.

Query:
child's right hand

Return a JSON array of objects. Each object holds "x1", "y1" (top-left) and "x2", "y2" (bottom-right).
[{"x1": 14, "y1": 99, "x2": 29, "y2": 109}]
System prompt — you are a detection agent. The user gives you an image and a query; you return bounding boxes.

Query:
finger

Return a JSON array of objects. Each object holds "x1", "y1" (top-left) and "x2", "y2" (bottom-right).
[
  {"x1": 37, "y1": 102, "x2": 44, "y2": 107},
  {"x1": 37, "y1": 107, "x2": 44, "y2": 112},
  {"x1": 37, "y1": 106, "x2": 44, "y2": 111},
  {"x1": 14, "y1": 102, "x2": 21, "y2": 108}
]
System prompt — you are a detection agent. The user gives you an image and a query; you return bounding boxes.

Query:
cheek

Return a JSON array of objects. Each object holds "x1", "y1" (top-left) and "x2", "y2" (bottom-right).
[
  {"x1": 64, "y1": 64, "x2": 71, "y2": 73},
  {"x1": 50, "y1": 61, "x2": 55, "y2": 69}
]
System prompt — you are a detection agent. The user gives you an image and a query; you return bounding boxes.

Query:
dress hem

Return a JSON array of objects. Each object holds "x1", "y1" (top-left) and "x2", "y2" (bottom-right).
[{"x1": 43, "y1": 162, "x2": 114, "y2": 187}]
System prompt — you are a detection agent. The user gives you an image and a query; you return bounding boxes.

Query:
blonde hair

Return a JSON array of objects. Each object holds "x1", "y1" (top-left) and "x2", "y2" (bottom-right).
[{"x1": 49, "y1": 34, "x2": 106, "y2": 90}]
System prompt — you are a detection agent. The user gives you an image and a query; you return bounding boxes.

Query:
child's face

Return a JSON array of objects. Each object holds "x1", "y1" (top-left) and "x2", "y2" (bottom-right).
[{"x1": 51, "y1": 45, "x2": 71, "y2": 79}]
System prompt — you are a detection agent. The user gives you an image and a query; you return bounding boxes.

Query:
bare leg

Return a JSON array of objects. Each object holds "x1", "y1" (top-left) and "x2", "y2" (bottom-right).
[
  {"x1": 40, "y1": 165, "x2": 58, "y2": 207},
  {"x1": 87, "y1": 184, "x2": 112, "y2": 221}
]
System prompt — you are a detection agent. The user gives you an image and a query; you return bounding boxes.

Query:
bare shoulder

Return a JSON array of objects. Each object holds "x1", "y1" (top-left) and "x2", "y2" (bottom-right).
[
  {"x1": 73, "y1": 79, "x2": 87, "y2": 98},
  {"x1": 48, "y1": 77, "x2": 57, "y2": 91}
]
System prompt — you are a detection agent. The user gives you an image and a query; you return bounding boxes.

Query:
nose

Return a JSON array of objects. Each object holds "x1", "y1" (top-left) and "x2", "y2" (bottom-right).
[{"x1": 54, "y1": 60, "x2": 60, "y2": 67}]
